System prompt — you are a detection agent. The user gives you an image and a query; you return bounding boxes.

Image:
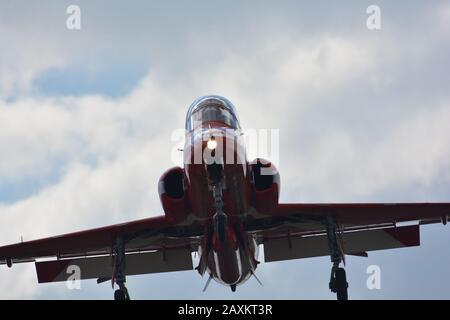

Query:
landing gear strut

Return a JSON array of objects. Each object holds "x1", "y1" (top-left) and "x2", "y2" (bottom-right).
[
  {"x1": 326, "y1": 217, "x2": 348, "y2": 300},
  {"x1": 114, "y1": 236, "x2": 130, "y2": 300},
  {"x1": 209, "y1": 164, "x2": 227, "y2": 245},
  {"x1": 214, "y1": 210, "x2": 227, "y2": 244}
]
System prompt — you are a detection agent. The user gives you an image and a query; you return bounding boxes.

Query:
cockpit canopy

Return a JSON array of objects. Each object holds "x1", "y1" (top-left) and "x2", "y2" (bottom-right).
[{"x1": 186, "y1": 95, "x2": 240, "y2": 131}]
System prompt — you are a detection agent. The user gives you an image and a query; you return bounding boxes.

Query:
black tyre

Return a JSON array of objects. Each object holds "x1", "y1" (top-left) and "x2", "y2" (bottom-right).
[
  {"x1": 114, "y1": 289, "x2": 126, "y2": 300},
  {"x1": 335, "y1": 268, "x2": 348, "y2": 300}
]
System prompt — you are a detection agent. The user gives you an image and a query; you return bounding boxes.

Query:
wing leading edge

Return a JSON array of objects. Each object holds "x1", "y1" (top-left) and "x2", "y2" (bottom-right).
[{"x1": 274, "y1": 202, "x2": 450, "y2": 226}]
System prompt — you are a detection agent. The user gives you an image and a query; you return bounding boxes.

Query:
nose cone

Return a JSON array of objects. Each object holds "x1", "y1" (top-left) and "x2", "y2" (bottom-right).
[{"x1": 185, "y1": 128, "x2": 243, "y2": 166}]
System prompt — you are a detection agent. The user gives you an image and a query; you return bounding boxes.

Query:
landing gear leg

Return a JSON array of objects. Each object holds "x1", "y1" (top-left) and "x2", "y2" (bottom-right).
[
  {"x1": 114, "y1": 236, "x2": 130, "y2": 300},
  {"x1": 326, "y1": 217, "x2": 348, "y2": 301},
  {"x1": 214, "y1": 210, "x2": 227, "y2": 244},
  {"x1": 212, "y1": 182, "x2": 227, "y2": 245}
]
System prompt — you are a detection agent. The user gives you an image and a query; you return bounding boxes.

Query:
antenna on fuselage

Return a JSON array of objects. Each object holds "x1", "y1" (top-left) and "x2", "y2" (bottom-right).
[
  {"x1": 251, "y1": 271, "x2": 263, "y2": 287},
  {"x1": 202, "y1": 273, "x2": 213, "y2": 292}
]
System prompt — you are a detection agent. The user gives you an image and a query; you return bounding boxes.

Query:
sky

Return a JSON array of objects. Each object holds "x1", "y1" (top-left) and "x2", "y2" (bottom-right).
[{"x1": 0, "y1": 0, "x2": 450, "y2": 299}]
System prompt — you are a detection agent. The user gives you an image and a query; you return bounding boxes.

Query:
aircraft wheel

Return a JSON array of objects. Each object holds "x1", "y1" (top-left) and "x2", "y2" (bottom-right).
[
  {"x1": 114, "y1": 289, "x2": 127, "y2": 300},
  {"x1": 335, "y1": 268, "x2": 348, "y2": 300}
]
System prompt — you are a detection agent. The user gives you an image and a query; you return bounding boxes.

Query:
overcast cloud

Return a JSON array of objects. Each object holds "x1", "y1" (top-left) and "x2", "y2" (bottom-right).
[{"x1": 0, "y1": 0, "x2": 450, "y2": 299}]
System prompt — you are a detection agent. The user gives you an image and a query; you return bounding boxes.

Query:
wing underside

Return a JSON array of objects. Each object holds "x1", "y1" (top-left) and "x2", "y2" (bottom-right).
[
  {"x1": 0, "y1": 215, "x2": 203, "y2": 283},
  {"x1": 247, "y1": 202, "x2": 449, "y2": 262},
  {"x1": 262, "y1": 224, "x2": 419, "y2": 262},
  {"x1": 35, "y1": 248, "x2": 194, "y2": 283}
]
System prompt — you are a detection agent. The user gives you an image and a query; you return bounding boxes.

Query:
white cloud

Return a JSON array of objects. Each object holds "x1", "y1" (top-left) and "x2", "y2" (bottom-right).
[
  {"x1": 0, "y1": 25, "x2": 67, "y2": 98},
  {"x1": 0, "y1": 264, "x2": 39, "y2": 299},
  {"x1": 1, "y1": 2, "x2": 450, "y2": 299},
  {"x1": 285, "y1": 104, "x2": 450, "y2": 200}
]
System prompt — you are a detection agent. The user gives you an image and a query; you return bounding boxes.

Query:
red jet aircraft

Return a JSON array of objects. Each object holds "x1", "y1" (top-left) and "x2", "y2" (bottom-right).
[{"x1": 0, "y1": 95, "x2": 449, "y2": 300}]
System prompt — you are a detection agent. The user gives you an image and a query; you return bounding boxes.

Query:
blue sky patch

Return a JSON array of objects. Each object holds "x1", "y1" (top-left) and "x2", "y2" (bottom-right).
[{"x1": 35, "y1": 62, "x2": 149, "y2": 98}]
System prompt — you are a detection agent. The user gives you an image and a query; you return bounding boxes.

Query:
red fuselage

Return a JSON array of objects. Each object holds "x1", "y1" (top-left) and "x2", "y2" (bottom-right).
[{"x1": 183, "y1": 122, "x2": 258, "y2": 287}]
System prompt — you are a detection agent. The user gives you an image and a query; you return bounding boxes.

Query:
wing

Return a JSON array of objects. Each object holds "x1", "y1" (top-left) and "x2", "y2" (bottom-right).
[
  {"x1": 0, "y1": 215, "x2": 203, "y2": 283},
  {"x1": 274, "y1": 203, "x2": 450, "y2": 226},
  {"x1": 246, "y1": 203, "x2": 450, "y2": 262}
]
